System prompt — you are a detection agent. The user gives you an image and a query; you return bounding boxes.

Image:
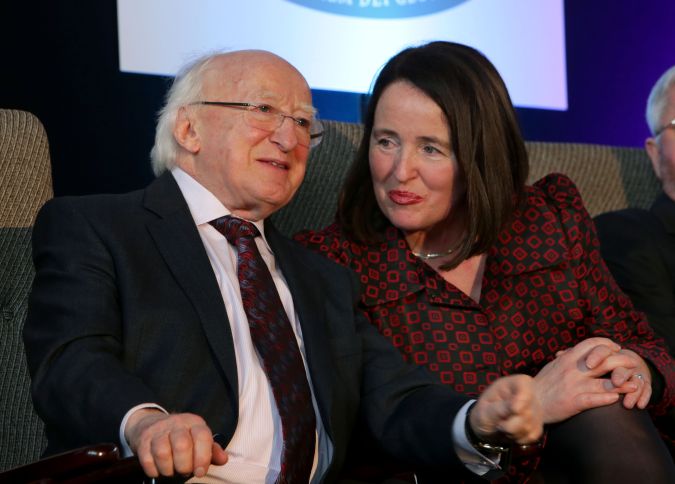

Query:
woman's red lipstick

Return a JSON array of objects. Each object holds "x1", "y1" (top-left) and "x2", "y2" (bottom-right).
[{"x1": 388, "y1": 190, "x2": 423, "y2": 205}]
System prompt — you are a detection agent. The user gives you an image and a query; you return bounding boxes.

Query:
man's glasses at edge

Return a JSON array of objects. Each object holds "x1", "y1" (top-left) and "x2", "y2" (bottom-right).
[
  {"x1": 655, "y1": 118, "x2": 675, "y2": 137},
  {"x1": 190, "y1": 101, "x2": 324, "y2": 148}
]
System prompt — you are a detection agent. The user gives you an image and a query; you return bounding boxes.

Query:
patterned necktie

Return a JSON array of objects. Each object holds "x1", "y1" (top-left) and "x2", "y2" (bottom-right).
[{"x1": 210, "y1": 215, "x2": 316, "y2": 483}]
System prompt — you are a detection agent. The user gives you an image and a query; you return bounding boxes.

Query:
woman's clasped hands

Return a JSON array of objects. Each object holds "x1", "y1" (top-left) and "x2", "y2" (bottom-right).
[{"x1": 534, "y1": 336, "x2": 652, "y2": 424}]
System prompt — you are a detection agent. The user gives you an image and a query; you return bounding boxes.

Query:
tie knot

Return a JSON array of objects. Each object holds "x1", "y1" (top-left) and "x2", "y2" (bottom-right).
[{"x1": 210, "y1": 215, "x2": 261, "y2": 245}]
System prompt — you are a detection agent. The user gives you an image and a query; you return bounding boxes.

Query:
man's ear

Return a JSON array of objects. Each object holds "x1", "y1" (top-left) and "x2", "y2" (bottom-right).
[
  {"x1": 174, "y1": 106, "x2": 201, "y2": 153},
  {"x1": 645, "y1": 136, "x2": 662, "y2": 181}
]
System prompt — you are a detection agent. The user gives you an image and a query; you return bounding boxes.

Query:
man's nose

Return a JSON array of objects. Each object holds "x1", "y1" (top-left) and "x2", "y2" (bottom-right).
[{"x1": 269, "y1": 116, "x2": 299, "y2": 151}]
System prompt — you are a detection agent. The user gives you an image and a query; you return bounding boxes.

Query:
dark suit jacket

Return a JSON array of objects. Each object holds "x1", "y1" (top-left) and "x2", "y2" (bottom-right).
[
  {"x1": 595, "y1": 193, "x2": 675, "y2": 356},
  {"x1": 24, "y1": 172, "x2": 471, "y2": 482}
]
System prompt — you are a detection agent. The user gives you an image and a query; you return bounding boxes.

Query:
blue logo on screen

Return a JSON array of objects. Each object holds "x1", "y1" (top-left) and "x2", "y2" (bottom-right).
[{"x1": 285, "y1": 0, "x2": 469, "y2": 19}]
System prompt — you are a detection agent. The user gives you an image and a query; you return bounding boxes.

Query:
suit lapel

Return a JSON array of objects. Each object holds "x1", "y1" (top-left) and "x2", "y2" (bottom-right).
[
  {"x1": 265, "y1": 223, "x2": 336, "y2": 435},
  {"x1": 143, "y1": 173, "x2": 239, "y2": 398}
]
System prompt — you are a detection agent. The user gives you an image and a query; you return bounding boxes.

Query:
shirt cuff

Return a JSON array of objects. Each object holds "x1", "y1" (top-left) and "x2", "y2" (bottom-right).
[
  {"x1": 452, "y1": 399, "x2": 502, "y2": 476},
  {"x1": 119, "y1": 403, "x2": 168, "y2": 457}
]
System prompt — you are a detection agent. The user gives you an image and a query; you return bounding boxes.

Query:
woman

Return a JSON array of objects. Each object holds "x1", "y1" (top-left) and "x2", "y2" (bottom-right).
[{"x1": 296, "y1": 41, "x2": 674, "y2": 482}]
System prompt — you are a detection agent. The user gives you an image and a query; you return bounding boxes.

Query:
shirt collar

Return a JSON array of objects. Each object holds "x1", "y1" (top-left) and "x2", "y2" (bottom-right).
[{"x1": 170, "y1": 167, "x2": 271, "y2": 249}]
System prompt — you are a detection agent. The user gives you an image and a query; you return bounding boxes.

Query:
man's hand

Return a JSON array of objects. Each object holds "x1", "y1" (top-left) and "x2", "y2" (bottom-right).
[
  {"x1": 469, "y1": 374, "x2": 543, "y2": 445},
  {"x1": 125, "y1": 409, "x2": 228, "y2": 478}
]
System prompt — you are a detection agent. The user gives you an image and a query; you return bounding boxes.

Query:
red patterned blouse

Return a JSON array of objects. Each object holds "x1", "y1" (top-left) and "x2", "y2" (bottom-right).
[{"x1": 295, "y1": 174, "x2": 675, "y2": 414}]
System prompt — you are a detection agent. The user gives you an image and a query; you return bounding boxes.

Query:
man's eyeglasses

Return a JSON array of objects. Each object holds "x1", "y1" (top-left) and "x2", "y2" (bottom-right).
[
  {"x1": 191, "y1": 101, "x2": 324, "y2": 148},
  {"x1": 655, "y1": 118, "x2": 675, "y2": 137}
]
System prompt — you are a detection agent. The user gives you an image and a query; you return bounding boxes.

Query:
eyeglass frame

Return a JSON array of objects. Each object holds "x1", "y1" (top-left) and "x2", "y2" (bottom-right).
[
  {"x1": 654, "y1": 118, "x2": 675, "y2": 137},
  {"x1": 189, "y1": 101, "x2": 324, "y2": 148}
]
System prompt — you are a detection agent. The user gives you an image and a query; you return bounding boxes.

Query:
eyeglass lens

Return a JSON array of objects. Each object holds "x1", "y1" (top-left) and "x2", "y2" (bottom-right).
[{"x1": 245, "y1": 106, "x2": 323, "y2": 147}]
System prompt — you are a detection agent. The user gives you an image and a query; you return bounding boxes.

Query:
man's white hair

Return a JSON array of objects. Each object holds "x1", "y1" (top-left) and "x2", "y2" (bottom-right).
[
  {"x1": 150, "y1": 52, "x2": 221, "y2": 175},
  {"x1": 646, "y1": 65, "x2": 675, "y2": 136}
]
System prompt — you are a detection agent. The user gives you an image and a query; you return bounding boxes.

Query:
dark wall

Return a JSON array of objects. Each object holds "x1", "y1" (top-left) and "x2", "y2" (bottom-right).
[
  {"x1": 1, "y1": 1, "x2": 674, "y2": 197},
  {"x1": 1, "y1": 1, "x2": 163, "y2": 196}
]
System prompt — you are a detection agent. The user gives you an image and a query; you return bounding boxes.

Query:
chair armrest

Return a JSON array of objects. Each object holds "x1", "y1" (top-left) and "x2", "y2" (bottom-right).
[{"x1": 0, "y1": 443, "x2": 147, "y2": 483}]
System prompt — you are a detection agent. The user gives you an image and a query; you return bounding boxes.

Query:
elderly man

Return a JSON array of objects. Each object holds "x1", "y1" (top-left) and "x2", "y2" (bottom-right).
[
  {"x1": 24, "y1": 50, "x2": 542, "y2": 483},
  {"x1": 595, "y1": 66, "x2": 675, "y2": 357}
]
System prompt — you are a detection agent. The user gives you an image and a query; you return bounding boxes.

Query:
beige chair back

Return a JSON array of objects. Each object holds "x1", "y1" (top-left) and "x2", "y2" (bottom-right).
[{"x1": 0, "y1": 109, "x2": 52, "y2": 469}]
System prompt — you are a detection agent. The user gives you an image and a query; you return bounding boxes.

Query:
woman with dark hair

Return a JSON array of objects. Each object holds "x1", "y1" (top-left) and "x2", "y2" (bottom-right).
[{"x1": 296, "y1": 41, "x2": 674, "y2": 482}]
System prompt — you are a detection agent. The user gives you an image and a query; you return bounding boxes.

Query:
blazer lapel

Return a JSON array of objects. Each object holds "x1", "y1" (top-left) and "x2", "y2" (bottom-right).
[
  {"x1": 143, "y1": 173, "x2": 239, "y2": 397},
  {"x1": 265, "y1": 223, "x2": 336, "y2": 436}
]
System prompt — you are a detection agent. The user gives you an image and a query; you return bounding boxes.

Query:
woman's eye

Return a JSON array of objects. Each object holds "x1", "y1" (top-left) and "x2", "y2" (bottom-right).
[
  {"x1": 422, "y1": 145, "x2": 440, "y2": 154},
  {"x1": 377, "y1": 138, "x2": 392, "y2": 147}
]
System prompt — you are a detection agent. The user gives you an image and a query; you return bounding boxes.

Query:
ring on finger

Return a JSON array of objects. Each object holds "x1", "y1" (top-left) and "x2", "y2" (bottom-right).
[{"x1": 632, "y1": 373, "x2": 644, "y2": 382}]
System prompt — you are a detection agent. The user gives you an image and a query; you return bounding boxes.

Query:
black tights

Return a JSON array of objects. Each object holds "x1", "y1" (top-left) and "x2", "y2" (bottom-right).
[{"x1": 532, "y1": 402, "x2": 674, "y2": 484}]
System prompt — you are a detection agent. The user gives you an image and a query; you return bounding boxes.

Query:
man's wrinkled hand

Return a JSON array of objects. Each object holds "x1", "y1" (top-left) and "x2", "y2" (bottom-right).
[
  {"x1": 470, "y1": 374, "x2": 543, "y2": 445},
  {"x1": 125, "y1": 409, "x2": 228, "y2": 478}
]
